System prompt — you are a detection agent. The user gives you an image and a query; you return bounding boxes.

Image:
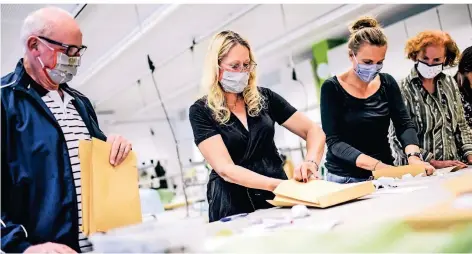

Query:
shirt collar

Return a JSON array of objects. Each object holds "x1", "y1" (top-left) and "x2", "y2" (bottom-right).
[
  {"x1": 16, "y1": 58, "x2": 71, "y2": 98},
  {"x1": 25, "y1": 73, "x2": 74, "y2": 103},
  {"x1": 45, "y1": 89, "x2": 75, "y2": 107}
]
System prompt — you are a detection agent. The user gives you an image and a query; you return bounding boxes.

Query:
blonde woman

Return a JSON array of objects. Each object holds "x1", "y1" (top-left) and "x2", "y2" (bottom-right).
[{"x1": 189, "y1": 30, "x2": 325, "y2": 222}]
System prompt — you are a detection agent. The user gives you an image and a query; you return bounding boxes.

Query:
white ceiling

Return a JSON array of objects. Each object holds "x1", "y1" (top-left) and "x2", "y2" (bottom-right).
[{"x1": 1, "y1": 4, "x2": 438, "y2": 164}]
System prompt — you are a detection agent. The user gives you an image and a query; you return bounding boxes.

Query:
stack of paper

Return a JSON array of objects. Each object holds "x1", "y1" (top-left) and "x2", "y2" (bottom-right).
[
  {"x1": 267, "y1": 180, "x2": 375, "y2": 208},
  {"x1": 79, "y1": 138, "x2": 142, "y2": 236},
  {"x1": 373, "y1": 165, "x2": 426, "y2": 179}
]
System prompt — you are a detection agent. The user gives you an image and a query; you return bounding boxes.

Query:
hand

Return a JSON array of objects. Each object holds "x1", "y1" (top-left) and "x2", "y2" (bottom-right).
[
  {"x1": 430, "y1": 159, "x2": 468, "y2": 169},
  {"x1": 107, "y1": 134, "x2": 132, "y2": 166},
  {"x1": 25, "y1": 242, "x2": 76, "y2": 253},
  {"x1": 293, "y1": 161, "x2": 320, "y2": 183},
  {"x1": 467, "y1": 155, "x2": 472, "y2": 165},
  {"x1": 409, "y1": 158, "x2": 435, "y2": 176}
]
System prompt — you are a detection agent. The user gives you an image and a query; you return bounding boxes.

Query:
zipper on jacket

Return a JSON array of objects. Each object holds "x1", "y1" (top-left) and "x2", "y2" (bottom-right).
[{"x1": 15, "y1": 86, "x2": 80, "y2": 240}]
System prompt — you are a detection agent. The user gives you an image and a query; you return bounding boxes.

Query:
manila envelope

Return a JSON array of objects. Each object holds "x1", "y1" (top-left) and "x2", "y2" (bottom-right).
[
  {"x1": 89, "y1": 138, "x2": 142, "y2": 234},
  {"x1": 271, "y1": 179, "x2": 375, "y2": 208},
  {"x1": 442, "y1": 172, "x2": 472, "y2": 195},
  {"x1": 268, "y1": 195, "x2": 323, "y2": 207},
  {"x1": 403, "y1": 199, "x2": 472, "y2": 231},
  {"x1": 78, "y1": 140, "x2": 92, "y2": 236},
  {"x1": 373, "y1": 165, "x2": 426, "y2": 179}
]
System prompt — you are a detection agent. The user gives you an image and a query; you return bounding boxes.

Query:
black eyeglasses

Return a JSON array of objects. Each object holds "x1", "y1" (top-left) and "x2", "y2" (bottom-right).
[{"x1": 38, "y1": 36, "x2": 87, "y2": 56}]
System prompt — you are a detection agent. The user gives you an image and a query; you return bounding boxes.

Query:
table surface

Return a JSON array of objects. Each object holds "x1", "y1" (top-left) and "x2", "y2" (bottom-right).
[{"x1": 96, "y1": 167, "x2": 472, "y2": 252}]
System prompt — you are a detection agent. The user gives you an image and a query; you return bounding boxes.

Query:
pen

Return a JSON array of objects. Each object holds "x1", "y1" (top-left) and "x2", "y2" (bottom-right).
[{"x1": 219, "y1": 213, "x2": 249, "y2": 222}]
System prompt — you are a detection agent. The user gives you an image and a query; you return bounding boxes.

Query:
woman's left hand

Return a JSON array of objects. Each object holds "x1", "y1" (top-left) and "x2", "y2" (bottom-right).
[{"x1": 294, "y1": 161, "x2": 320, "y2": 183}]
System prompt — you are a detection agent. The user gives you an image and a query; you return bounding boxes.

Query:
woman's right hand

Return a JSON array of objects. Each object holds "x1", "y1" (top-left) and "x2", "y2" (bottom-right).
[{"x1": 430, "y1": 159, "x2": 468, "y2": 169}]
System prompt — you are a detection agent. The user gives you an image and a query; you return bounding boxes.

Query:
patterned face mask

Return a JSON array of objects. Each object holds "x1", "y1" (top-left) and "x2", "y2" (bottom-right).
[
  {"x1": 416, "y1": 61, "x2": 443, "y2": 79},
  {"x1": 37, "y1": 37, "x2": 81, "y2": 85}
]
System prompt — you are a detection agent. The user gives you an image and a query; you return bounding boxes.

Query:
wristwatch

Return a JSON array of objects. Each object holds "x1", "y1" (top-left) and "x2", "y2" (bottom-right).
[{"x1": 406, "y1": 152, "x2": 423, "y2": 161}]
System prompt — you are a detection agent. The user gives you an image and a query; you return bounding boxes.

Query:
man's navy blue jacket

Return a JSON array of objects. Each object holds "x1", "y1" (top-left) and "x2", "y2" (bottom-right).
[{"x1": 1, "y1": 60, "x2": 107, "y2": 253}]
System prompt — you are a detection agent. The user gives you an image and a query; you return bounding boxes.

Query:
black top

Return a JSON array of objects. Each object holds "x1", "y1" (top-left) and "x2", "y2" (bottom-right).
[
  {"x1": 189, "y1": 87, "x2": 297, "y2": 222},
  {"x1": 320, "y1": 73, "x2": 419, "y2": 178}
]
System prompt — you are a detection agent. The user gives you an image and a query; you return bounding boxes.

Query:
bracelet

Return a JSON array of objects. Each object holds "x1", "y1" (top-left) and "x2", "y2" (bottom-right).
[
  {"x1": 306, "y1": 160, "x2": 319, "y2": 170},
  {"x1": 373, "y1": 160, "x2": 381, "y2": 171}
]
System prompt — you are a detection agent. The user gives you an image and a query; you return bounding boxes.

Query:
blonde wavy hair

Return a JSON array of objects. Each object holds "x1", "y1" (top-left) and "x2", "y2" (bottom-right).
[{"x1": 201, "y1": 30, "x2": 264, "y2": 125}]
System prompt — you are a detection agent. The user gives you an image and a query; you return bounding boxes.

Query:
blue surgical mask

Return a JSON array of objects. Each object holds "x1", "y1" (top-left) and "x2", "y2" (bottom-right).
[{"x1": 353, "y1": 55, "x2": 383, "y2": 83}]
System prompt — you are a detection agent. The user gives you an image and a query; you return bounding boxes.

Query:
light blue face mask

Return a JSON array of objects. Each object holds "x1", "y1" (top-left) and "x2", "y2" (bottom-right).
[{"x1": 353, "y1": 55, "x2": 383, "y2": 83}]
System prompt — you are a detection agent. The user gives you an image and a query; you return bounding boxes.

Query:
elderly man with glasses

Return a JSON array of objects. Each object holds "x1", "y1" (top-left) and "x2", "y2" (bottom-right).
[{"x1": 1, "y1": 7, "x2": 133, "y2": 253}]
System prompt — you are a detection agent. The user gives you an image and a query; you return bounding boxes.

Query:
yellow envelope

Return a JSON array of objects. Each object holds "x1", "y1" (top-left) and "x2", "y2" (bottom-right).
[
  {"x1": 270, "y1": 179, "x2": 375, "y2": 208},
  {"x1": 90, "y1": 138, "x2": 142, "y2": 233},
  {"x1": 271, "y1": 195, "x2": 324, "y2": 207},
  {"x1": 373, "y1": 165, "x2": 425, "y2": 179},
  {"x1": 442, "y1": 172, "x2": 472, "y2": 195},
  {"x1": 78, "y1": 140, "x2": 92, "y2": 236},
  {"x1": 403, "y1": 199, "x2": 472, "y2": 231}
]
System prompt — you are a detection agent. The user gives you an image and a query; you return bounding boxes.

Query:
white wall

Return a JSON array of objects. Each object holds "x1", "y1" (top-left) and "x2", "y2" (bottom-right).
[{"x1": 269, "y1": 59, "x2": 320, "y2": 166}]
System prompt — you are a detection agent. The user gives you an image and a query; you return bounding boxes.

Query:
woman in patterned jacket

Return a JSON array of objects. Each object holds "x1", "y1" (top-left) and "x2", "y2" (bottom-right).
[{"x1": 389, "y1": 30, "x2": 472, "y2": 169}]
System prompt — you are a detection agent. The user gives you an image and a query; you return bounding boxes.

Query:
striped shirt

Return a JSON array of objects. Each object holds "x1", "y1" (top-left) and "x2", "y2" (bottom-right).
[
  {"x1": 41, "y1": 89, "x2": 93, "y2": 252},
  {"x1": 389, "y1": 67, "x2": 472, "y2": 165}
]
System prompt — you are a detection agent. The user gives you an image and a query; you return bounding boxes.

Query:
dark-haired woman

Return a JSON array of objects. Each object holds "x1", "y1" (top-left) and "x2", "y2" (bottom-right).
[{"x1": 455, "y1": 46, "x2": 472, "y2": 129}]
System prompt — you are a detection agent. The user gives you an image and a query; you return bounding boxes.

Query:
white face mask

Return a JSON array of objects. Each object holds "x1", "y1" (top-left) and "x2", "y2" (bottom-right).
[
  {"x1": 219, "y1": 71, "x2": 249, "y2": 94},
  {"x1": 416, "y1": 61, "x2": 443, "y2": 79}
]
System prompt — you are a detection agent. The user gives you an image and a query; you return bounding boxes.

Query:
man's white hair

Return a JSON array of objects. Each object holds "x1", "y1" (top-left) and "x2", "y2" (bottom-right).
[{"x1": 20, "y1": 6, "x2": 73, "y2": 51}]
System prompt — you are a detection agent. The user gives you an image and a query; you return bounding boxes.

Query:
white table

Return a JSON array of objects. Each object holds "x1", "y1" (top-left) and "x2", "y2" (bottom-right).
[{"x1": 92, "y1": 167, "x2": 472, "y2": 252}]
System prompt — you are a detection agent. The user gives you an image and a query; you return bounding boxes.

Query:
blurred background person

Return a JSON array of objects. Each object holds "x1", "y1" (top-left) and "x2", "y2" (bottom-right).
[
  {"x1": 390, "y1": 30, "x2": 472, "y2": 168},
  {"x1": 189, "y1": 30, "x2": 326, "y2": 222},
  {"x1": 455, "y1": 46, "x2": 472, "y2": 129},
  {"x1": 321, "y1": 16, "x2": 434, "y2": 184},
  {"x1": 154, "y1": 160, "x2": 169, "y2": 189}
]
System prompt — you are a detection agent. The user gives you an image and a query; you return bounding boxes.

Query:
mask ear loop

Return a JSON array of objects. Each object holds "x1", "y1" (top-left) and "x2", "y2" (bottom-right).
[
  {"x1": 36, "y1": 37, "x2": 60, "y2": 69},
  {"x1": 36, "y1": 37, "x2": 62, "y2": 86}
]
